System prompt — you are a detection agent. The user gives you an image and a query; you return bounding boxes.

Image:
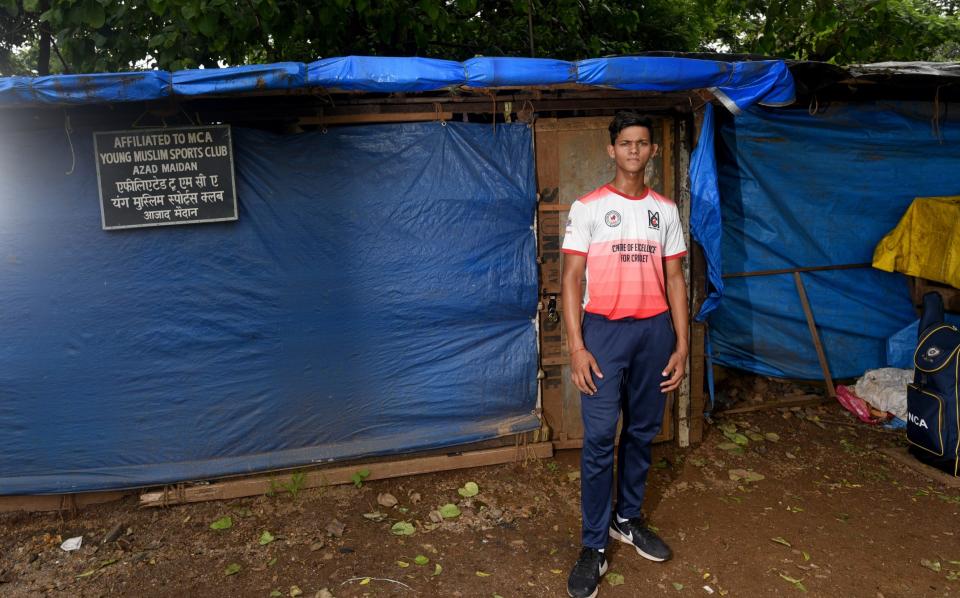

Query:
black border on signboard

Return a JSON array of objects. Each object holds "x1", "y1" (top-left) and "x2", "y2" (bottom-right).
[{"x1": 93, "y1": 124, "x2": 239, "y2": 231}]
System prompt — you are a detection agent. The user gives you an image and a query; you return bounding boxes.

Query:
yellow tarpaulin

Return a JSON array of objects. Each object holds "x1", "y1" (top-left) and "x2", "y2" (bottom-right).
[{"x1": 873, "y1": 196, "x2": 960, "y2": 289}]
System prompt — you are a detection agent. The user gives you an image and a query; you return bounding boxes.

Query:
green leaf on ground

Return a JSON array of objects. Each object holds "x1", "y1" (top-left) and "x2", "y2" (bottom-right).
[
  {"x1": 396, "y1": 560, "x2": 410, "y2": 568},
  {"x1": 778, "y1": 572, "x2": 806, "y2": 592},
  {"x1": 770, "y1": 536, "x2": 792, "y2": 547},
  {"x1": 653, "y1": 458, "x2": 669, "y2": 469},
  {"x1": 363, "y1": 511, "x2": 387, "y2": 522},
  {"x1": 458, "y1": 481, "x2": 480, "y2": 497},
  {"x1": 729, "y1": 469, "x2": 765, "y2": 482},
  {"x1": 415, "y1": 555, "x2": 430, "y2": 565},
  {"x1": 718, "y1": 422, "x2": 738, "y2": 434},
  {"x1": 259, "y1": 531, "x2": 275, "y2": 546},
  {"x1": 439, "y1": 503, "x2": 461, "y2": 519},
  {"x1": 391, "y1": 521, "x2": 416, "y2": 535},
  {"x1": 765, "y1": 432, "x2": 781, "y2": 442},
  {"x1": 270, "y1": 591, "x2": 282, "y2": 597},
  {"x1": 76, "y1": 558, "x2": 118, "y2": 578},
  {"x1": 605, "y1": 572, "x2": 625, "y2": 586},
  {"x1": 717, "y1": 442, "x2": 744, "y2": 454},
  {"x1": 920, "y1": 559, "x2": 942, "y2": 572},
  {"x1": 224, "y1": 563, "x2": 241, "y2": 576},
  {"x1": 802, "y1": 551, "x2": 810, "y2": 561},
  {"x1": 746, "y1": 431, "x2": 765, "y2": 442},
  {"x1": 476, "y1": 570, "x2": 491, "y2": 576},
  {"x1": 433, "y1": 563, "x2": 443, "y2": 576},
  {"x1": 723, "y1": 430, "x2": 750, "y2": 445},
  {"x1": 210, "y1": 516, "x2": 233, "y2": 530},
  {"x1": 672, "y1": 582, "x2": 685, "y2": 590},
  {"x1": 351, "y1": 469, "x2": 371, "y2": 488}
]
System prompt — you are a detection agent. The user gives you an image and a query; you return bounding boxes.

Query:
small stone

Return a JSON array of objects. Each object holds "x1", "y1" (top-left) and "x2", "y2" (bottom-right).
[
  {"x1": 310, "y1": 541, "x2": 325, "y2": 552},
  {"x1": 315, "y1": 590, "x2": 335, "y2": 598},
  {"x1": 377, "y1": 493, "x2": 398, "y2": 508},
  {"x1": 408, "y1": 492, "x2": 422, "y2": 504},
  {"x1": 338, "y1": 546, "x2": 354, "y2": 554},
  {"x1": 322, "y1": 552, "x2": 334, "y2": 561},
  {"x1": 428, "y1": 511, "x2": 443, "y2": 523}
]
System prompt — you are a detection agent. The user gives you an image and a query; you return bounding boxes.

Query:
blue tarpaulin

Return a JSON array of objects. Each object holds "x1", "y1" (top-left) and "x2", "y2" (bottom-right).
[
  {"x1": 0, "y1": 119, "x2": 539, "y2": 494},
  {"x1": 705, "y1": 102, "x2": 960, "y2": 379},
  {"x1": 0, "y1": 55, "x2": 795, "y2": 114}
]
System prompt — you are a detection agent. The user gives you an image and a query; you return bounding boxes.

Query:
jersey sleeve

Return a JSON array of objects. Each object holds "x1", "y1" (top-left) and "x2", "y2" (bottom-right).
[
  {"x1": 663, "y1": 203, "x2": 687, "y2": 260},
  {"x1": 561, "y1": 201, "x2": 592, "y2": 256}
]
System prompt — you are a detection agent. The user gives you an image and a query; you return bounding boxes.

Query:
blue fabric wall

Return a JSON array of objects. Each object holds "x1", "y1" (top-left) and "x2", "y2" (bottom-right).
[
  {"x1": 709, "y1": 102, "x2": 960, "y2": 379},
  {"x1": 0, "y1": 119, "x2": 539, "y2": 494}
]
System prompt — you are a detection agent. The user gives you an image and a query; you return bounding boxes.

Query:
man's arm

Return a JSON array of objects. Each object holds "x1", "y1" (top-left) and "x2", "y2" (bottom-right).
[
  {"x1": 660, "y1": 257, "x2": 689, "y2": 393},
  {"x1": 562, "y1": 253, "x2": 603, "y2": 395}
]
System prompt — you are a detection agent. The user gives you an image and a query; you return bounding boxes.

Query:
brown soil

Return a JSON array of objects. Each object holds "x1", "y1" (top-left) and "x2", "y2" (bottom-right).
[{"x1": 2, "y1": 382, "x2": 959, "y2": 598}]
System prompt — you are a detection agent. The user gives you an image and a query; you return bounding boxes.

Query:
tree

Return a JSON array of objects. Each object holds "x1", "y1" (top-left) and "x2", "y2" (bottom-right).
[
  {"x1": 707, "y1": 0, "x2": 960, "y2": 62},
  {"x1": 1, "y1": 0, "x2": 712, "y2": 75}
]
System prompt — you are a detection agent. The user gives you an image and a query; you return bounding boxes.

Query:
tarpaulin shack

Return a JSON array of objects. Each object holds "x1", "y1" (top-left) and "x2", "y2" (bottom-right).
[
  {"x1": 699, "y1": 60, "x2": 960, "y2": 399},
  {"x1": 0, "y1": 55, "x2": 794, "y2": 507}
]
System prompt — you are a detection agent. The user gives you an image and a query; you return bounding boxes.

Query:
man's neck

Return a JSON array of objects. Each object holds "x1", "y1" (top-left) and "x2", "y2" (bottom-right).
[{"x1": 610, "y1": 172, "x2": 647, "y2": 198}]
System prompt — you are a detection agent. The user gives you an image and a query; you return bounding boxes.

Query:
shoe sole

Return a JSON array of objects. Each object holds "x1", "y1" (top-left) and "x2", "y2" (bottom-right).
[
  {"x1": 567, "y1": 560, "x2": 608, "y2": 598},
  {"x1": 609, "y1": 527, "x2": 670, "y2": 562}
]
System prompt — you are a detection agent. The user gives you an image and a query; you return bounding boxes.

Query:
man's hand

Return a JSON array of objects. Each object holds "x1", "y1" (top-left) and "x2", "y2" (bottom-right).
[
  {"x1": 570, "y1": 348, "x2": 603, "y2": 396},
  {"x1": 659, "y1": 349, "x2": 687, "y2": 393}
]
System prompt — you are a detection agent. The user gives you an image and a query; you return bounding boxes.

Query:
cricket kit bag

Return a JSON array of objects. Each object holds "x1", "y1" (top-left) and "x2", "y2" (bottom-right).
[{"x1": 907, "y1": 292, "x2": 960, "y2": 476}]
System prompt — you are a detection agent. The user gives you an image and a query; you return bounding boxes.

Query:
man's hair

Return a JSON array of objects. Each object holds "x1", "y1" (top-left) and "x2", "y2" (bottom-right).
[{"x1": 608, "y1": 111, "x2": 655, "y2": 145}]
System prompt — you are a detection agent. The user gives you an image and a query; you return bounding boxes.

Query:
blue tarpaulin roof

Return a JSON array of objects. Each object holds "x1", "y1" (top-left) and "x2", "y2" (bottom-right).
[{"x1": 0, "y1": 55, "x2": 795, "y2": 113}]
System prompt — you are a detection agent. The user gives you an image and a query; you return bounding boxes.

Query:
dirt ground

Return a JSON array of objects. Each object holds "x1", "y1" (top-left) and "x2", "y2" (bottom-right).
[{"x1": 2, "y1": 376, "x2": 960, "y2": 598}]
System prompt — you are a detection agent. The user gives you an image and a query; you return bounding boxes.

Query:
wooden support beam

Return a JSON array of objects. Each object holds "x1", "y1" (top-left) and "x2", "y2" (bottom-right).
[
  {"x1": 793, "y1": 272, "x2": 837, "y2": 398},
  {"x1": 140, "y1": 442, "x2": 553, "y2": 508},
  {"x1": 298, "y1": 112, "x2": 452, "y2": 126},
  {"x1": 0, "y1": 491, "x2": 128, "y2": 514},
  {"x1": 716, "y1": 395, "x2": 832, "y2": 415}
]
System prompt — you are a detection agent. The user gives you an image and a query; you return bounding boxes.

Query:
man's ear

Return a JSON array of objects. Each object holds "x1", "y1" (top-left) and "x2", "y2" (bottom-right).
[
  {"x1": 607, "y1": 144, "x2": 616, "y2": 159},
  {"x1": 651, "y1": 143, "x2": 660, "y2": 158}
]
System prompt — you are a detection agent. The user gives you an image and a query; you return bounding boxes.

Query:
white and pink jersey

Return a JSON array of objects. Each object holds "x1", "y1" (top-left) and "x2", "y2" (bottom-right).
[{"x1": 562, "y1": 184, "x2": 686, "y2": 320}]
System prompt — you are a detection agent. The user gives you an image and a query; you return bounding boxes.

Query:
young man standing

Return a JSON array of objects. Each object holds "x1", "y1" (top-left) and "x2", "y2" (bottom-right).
[{"x1": 562, "y1": 112, "x2": 688, "y2": 598}]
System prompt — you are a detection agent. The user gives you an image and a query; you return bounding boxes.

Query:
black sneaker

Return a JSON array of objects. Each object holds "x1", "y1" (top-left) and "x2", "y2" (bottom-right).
[
  {"x1": 567, "y1": 547, "x2": 608, "y2": 598},
  {"x1": 609, "y1": 516, "x2": 672, "y2": 562}
]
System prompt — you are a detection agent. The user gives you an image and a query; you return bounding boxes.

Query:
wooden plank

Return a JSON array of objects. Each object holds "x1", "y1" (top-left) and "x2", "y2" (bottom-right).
[
  {"x1": 689, "y1": 244, "x2": 707, "y2": 444},
  {"x1": 140, "y1": 442, "x2": 554, "y2": 508},
  {"x1": 879, "y1": 447, "x2": 960, "y2": 488},
  {"x1": 674, "y1": 116, "x2": 692, "y2": 448},
  {"x1": 540, "y1": 365, "x2": 565, "y2": 440},
  {"x1": 552, "y1": 116, "x2": 619, "y2": 132},
  {"x1": 535, "y1": 119, "x2": 562, "y2": 297},
  {"x1": 723, "y1": 263, "x2": 871, "y2": 279},
  {"x1": 661, "y1": 118, "x2": 674, "y2": 200},
  {"x1": 793, "y1": 272, "x2": 837, "y2": 398},
  {"x1": 716, "y1": 396, "x2": 832, "y2": 415},
  {"x1": 538, "y1": 204, "x2": 572, "y2": 212},
  {"x1": 0, "y1": 491, "x2": 128, "y2": 514},
  {"x1": 299, "y1": 112, "x2": 451, "y2": 125}
]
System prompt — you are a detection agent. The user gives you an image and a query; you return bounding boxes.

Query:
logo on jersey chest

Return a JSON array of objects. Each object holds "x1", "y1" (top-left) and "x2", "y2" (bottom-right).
[
  {"x1": 604, "y1": 210, "x2": 622, "y2": 227},
  {"x1": 648, "y1": 210, "x2": 660, "y2": 230}
]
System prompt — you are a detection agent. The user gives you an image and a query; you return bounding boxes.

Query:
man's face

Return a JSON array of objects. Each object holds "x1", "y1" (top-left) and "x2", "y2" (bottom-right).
[{"x1": 607, "y1": 125, "x2": 657, "y2": 175}]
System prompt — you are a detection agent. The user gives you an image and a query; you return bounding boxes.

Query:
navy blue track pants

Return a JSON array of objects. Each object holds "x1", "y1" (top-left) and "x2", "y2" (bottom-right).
[{"x1": 579, "y1": 311, "x2": 675, "y2": 548}]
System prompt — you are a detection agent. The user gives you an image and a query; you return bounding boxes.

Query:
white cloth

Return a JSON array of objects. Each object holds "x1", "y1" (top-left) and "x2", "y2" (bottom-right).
[{"x1": 854, "y1": 368, "x2": 913, "y2": 420}]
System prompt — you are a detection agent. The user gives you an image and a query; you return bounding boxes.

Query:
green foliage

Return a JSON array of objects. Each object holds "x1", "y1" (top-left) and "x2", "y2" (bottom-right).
[
  {"x1": 704, "y1": 0, "x2": 960, "y2": 62},
  {"x1": 3, "y1": 0, "x2": 959, "y2": 75}
]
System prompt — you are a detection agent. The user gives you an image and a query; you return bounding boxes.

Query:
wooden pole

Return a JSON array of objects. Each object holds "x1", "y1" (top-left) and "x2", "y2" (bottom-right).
[{"x1": 793, "y1": 272, "x2": 837, "y2": 398}]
